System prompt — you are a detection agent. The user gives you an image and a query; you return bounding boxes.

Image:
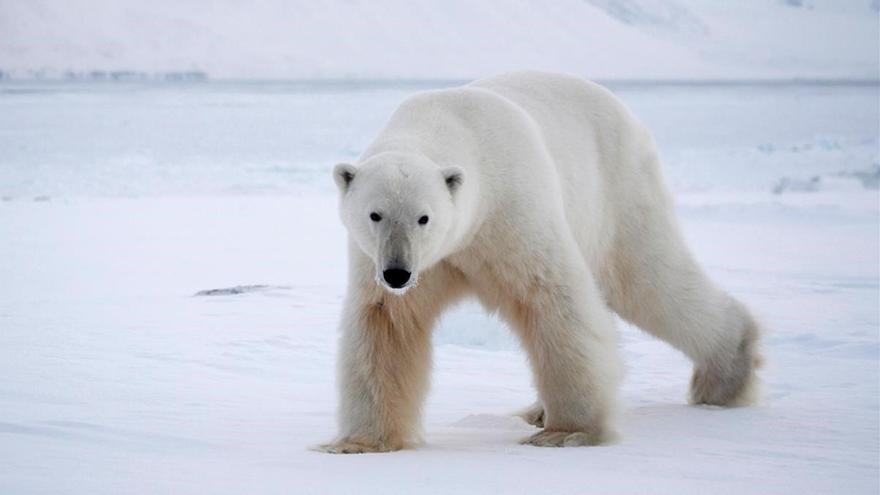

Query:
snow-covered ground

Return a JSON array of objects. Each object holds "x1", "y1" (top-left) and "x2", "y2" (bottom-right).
[{"x1": 0, "y1": 81, "x2": 877, "y2": 493}]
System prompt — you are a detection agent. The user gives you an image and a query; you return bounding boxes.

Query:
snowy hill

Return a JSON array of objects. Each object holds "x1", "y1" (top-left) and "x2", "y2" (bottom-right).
[{"x1": 0, "y1": 0, "x2": 877, "y2": 80}]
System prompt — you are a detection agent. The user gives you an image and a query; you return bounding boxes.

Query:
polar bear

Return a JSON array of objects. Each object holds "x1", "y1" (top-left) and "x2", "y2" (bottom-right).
[{"x1": 319, "y1": 71, "x2": 761, "y2": 453}]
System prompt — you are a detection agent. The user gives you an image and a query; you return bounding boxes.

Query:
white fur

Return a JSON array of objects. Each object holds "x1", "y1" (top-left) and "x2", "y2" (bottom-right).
[{"x1": 318, "y1": 71, "x2": 762, "y2": 453}]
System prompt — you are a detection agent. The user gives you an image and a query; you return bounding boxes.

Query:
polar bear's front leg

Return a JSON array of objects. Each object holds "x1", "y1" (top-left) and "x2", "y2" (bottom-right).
[
  {"x1": 317, "y1": 294, "x2": 433, "y2": 454},
  {"x1": 505, "y1": 263, "x2": 621, "y2": 447}
]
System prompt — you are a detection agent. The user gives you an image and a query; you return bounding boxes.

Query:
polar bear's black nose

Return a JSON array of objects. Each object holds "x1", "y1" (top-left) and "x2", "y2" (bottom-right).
[{"x1": 383, "y1": 269, "x2": 411, "y2": 289}]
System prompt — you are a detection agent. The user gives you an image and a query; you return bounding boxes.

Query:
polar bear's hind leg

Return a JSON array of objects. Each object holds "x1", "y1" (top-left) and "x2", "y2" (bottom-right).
[
  {"x1": 688, "y1": 300, "x2": 762, "y2": 406},
  {"x1": 605, "y1": 181, "x2": 762, "y2": 407}
]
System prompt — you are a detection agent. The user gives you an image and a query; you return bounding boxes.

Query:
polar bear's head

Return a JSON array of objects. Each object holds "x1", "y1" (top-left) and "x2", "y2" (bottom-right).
[{"x1": 333, "y1": 153, "x2": 464, "y2": 294}]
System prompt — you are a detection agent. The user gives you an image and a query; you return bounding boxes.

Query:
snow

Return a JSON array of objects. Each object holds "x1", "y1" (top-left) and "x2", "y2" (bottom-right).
[
  {"x1": 0, "y1": 81, "x2": 878, "y2": 493},
  {"x1": 1, "y1": 0, "x2": 878, "y2": 81}
]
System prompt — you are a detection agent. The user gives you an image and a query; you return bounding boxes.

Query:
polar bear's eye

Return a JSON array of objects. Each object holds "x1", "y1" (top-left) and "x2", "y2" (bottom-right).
[
  {"x1": 418, "y1": 215, "x2": 429, "y2": 225},
  {"x1": 370, "y1": 212, "x2": 382, "y2": 222}
]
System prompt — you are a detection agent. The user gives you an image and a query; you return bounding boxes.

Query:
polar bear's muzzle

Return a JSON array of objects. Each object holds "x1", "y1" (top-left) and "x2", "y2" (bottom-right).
[
  {"x1": 377, "y1": 257, "x2": 418, "y2": 293},
  {"x1": 382, "y1": 268, "x2": 411, "y2": 289},
  {"x1": 375, "y1": 222, "x2": 418, "y2": 293},
  {"x1": 377, "y1": 263, "x2": 417, "y2": 294}
]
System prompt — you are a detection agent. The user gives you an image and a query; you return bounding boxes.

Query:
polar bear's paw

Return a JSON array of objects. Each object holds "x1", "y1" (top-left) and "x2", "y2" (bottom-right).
[
  {"x1": 313, "y1": 439, "x2": 400, "y2": 454},
  {"x1": 517, "y1": 402, "x2": 545, "y2": 428},
  {"x1": 519, "y1": 428, "x2": 612, "y2": 447},
  {"x1": 690, "y1": 311, "x2": 762, "y2": 407}
]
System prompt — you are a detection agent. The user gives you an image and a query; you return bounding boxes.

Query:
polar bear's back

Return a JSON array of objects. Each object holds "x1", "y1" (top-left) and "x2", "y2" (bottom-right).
[
  {"x1": 469, "y1": 71, "x2": 655, "y2": 185},
  {"x1": 468, "y1": 72, "x2": 666, "y2": 251},
  {"x1": 370, "y1": 71, "x2": 655, "y2": 185}
]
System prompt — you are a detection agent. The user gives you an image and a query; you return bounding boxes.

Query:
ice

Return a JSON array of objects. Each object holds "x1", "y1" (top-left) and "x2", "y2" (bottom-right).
[
  {"x1": 194, "y1": 285, "x2": 291, "y2": 297},
  {"x1": 0, "y1": 81, "x2": 877, "y2": 493}
]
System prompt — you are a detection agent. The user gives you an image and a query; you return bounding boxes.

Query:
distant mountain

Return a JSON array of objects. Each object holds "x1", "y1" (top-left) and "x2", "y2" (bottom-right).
[{"x1": 0, "y1": 0, "x2": 877, "y2": 80}]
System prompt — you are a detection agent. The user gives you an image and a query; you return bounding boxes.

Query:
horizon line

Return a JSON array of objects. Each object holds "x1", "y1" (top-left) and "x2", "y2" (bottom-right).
[{"x1": 1, "y1": 76, "x2": 878, "y2": 87}]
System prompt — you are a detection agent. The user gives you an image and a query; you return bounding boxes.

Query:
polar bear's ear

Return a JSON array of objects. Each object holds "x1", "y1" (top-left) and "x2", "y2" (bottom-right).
[
  {"x1": 441, "y1": 166, "x2": 464, "y2": 194},
  {"x1": 333, "y1": 163, "x2": 357, "y2": 193}
]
